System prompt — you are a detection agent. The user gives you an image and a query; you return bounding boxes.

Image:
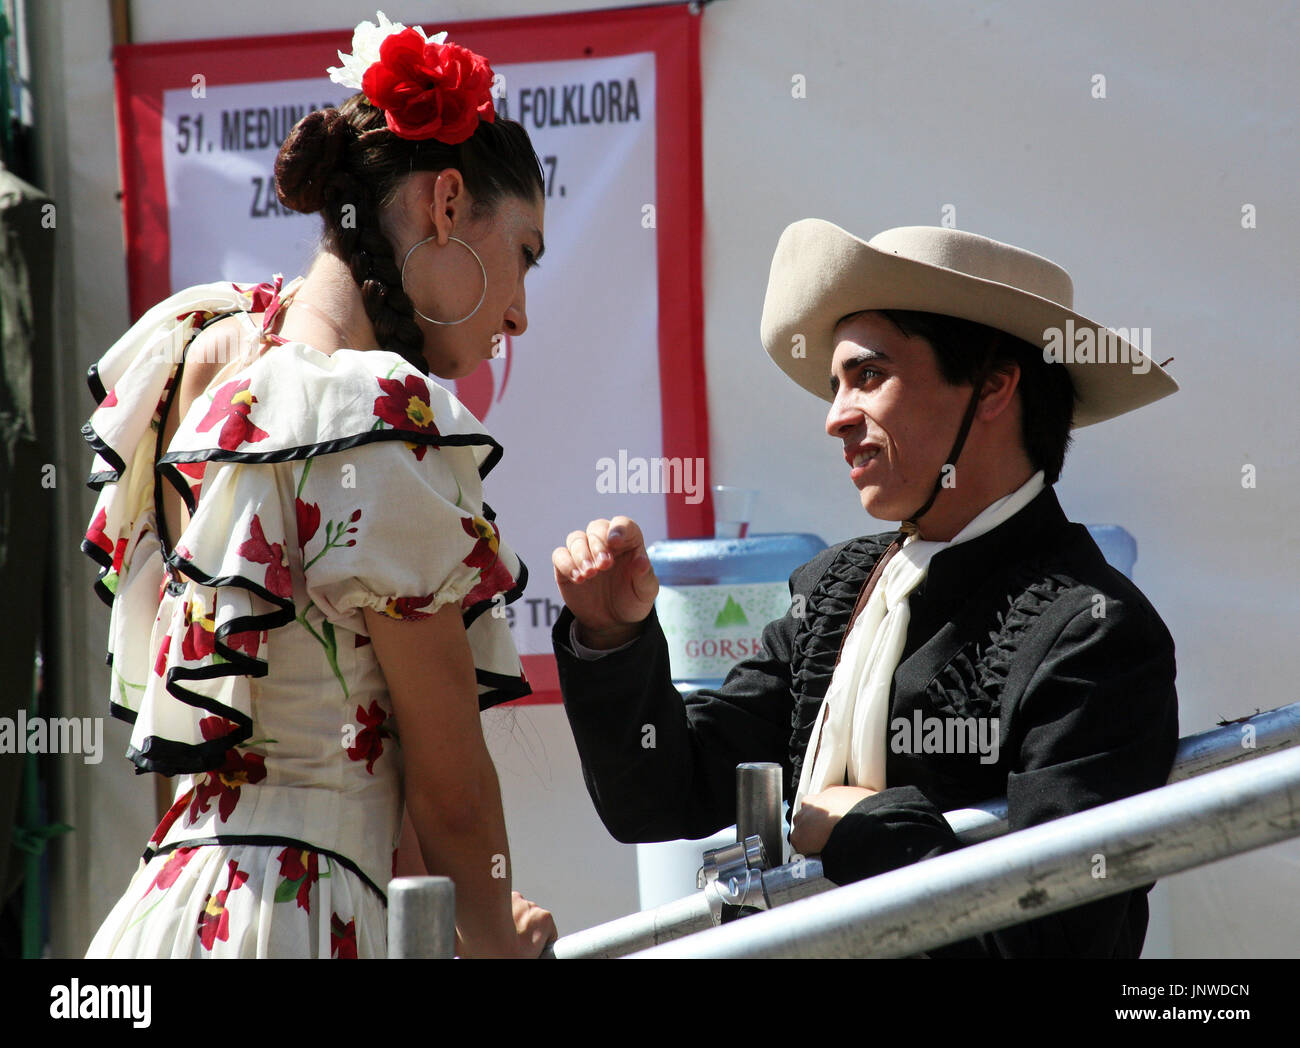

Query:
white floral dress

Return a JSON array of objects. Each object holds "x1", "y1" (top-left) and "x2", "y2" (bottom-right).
[{"x1": 81, "y1": 277, "x2": 530, "y2": 958}]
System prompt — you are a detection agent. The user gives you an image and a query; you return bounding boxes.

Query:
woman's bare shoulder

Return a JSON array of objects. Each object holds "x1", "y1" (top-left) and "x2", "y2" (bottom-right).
[{"x1": 180, "y1": 314, "x2": 257, "y2": 401}]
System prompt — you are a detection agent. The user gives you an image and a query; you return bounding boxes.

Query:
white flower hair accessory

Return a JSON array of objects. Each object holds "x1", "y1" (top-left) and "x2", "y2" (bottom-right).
[{"x1": 327, "y1": 11, "x2": 447, "y2": 92}]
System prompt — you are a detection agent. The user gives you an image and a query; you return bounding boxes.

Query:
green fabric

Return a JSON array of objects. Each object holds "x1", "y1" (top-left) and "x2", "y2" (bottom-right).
[{"x1": 0, "y1": 168, "x2": 57, "y2": 956}]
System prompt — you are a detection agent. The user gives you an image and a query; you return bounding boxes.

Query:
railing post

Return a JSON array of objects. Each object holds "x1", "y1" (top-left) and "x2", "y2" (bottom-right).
[
  {"x1": 387, "y1": 876, "x2": 456, "y2": 959},
  {"x1": 736, "y1": 761, "x2": 784, "y2": 868},
  {"x1": 630, "y1": 745, "x2": 1300, "y2": 958},
  {"x1": 546, "y1": 702, "x2": 1300, "y2": 959}
]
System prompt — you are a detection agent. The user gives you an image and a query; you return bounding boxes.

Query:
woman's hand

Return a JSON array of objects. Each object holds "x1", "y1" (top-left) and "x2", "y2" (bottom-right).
[
  {"x1": 552, "y1": 515, "x2": 658, "y2": 648},
  {"x1": 789, "y1": 786, "x2": 878, "y2": 856},
  {"x1": 511, "y1": 891, "x2": 557, "y2": 958}
]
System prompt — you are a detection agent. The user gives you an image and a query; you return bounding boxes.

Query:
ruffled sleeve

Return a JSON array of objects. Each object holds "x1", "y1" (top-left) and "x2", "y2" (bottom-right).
[
  {"x1": 85, "y1": 303, "x2": 529, "y2": 776},
  {"x1": 80, "y1": 279, "x2": 293, "y2": 749}
]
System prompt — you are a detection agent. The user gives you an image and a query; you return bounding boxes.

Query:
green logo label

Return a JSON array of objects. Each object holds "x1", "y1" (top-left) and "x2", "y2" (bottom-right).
[{"x1": 713, "y1": 595, "x2": 749, "y2": 628}]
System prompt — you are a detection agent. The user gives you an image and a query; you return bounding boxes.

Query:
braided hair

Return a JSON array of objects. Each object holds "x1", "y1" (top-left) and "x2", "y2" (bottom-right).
[{"x1": 274, "y1": 94, "x2": 544, "y2": 371}]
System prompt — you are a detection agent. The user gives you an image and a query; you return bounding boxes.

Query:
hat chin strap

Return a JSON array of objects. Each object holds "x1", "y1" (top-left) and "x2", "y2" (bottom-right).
[{"x1": 898, "y1": 377, "x2": 986, "y2": 539}]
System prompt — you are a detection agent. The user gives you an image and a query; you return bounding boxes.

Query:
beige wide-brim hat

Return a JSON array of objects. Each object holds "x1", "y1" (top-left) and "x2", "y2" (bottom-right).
[{"x1": 760, "y1": 221, "x2": 1178, "y2": 427}]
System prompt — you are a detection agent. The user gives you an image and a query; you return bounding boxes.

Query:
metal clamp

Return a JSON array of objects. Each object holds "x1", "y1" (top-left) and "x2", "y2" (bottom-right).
[
  {"x1": 695, "y1": 762, "x2": 787, "y2": 922},
  {"x1": 698, "y1": 834, "x2": 770, "y2": 919}
]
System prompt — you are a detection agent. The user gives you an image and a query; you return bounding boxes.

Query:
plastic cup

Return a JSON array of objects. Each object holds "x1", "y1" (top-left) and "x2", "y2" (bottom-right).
[{"x1": 713, "y1": 486, "x2": 756, "y2": 539}]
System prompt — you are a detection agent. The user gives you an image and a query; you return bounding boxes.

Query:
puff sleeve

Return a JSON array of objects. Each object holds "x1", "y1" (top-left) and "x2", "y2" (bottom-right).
[
  {"x1": 160, "y1": 345, "x2": 532, "y2": 715},
  {"x1": 292, "y1": 435, "x2": 531, "y2": 711},
  {"x1": 90, "y1": 322, "x2": 531, "y2": 776}
]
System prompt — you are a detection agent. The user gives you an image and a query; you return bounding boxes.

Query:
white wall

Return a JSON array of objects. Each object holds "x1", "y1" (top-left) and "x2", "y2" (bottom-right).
[{"x1": 31, "y1": 0, "x2": 1298, "y2": 957}]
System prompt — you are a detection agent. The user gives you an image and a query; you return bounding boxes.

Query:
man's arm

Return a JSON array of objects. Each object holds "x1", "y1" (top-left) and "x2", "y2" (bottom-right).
[
  {"x1": 818, "y1": 592, "x2": 1178, "y2": 957},
  {"x1": 552, "y1": 517, "x2": 845, "y2": 845},
  {"x1": 554, "y1": 595, "x2": 802, "y2": 844}
]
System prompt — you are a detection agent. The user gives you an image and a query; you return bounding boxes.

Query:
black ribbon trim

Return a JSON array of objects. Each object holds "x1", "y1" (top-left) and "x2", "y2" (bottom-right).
[
  {"x1": 110, "y1": 701, "x2": 137, "y2": 726},
  {"x1": 80, "y1": 536, "x2": 118, "y2": 608},
  {"x1": 157, "y1": 427, "x2": 505, "y2": 482},
  {"x1": 120, "y1": 548, "x2": 298, "y2": 777},
  {"x1": 87, "y1": 362, "x2": 108, "y2": 405},
  {"x1": 81, "y1": 420, "x2": 126, "y2": 488},
  {"x1": 143, "y1": 835, "x2": 387, "y2": 903},
  {"x1": 475, "y1": 669, "x2": 534, "y2": 709},
  {"x1": 462, "y1": 557, "x2": 529, "y2": 630}
]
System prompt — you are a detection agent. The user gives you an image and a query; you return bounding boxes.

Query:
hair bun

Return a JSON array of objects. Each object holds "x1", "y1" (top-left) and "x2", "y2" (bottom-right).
[{"x1": 275, "y1": 108, "x2": 354, "y2": 214}]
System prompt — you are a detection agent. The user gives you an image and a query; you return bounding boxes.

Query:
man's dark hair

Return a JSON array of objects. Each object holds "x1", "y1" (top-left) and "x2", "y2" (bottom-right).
[{"x1": 874, "y1": 310, "x2": 1077, "y2": 484}]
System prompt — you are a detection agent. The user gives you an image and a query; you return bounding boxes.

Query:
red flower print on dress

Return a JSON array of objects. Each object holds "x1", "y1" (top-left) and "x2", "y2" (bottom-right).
[
  {"x1": 225, "y1": 628, "x2": 268, "y2": 660},
  {"x1": 153, "y1": 634, "x2": 172, "y2": 677},
  {"x1": 196, "y1": 379, "x2": 270, "y2": 451},
  {"x1": 301, "y1": 509, "x2": 361, "y2": 572},
  {"x1": 244, "y1": 278, "x2": 282, "y2": 320},
  {"x1": 330, "y1": 912, "x2": 358, "y2": 959},
  {"x1": 373, "y1": 375, "x2": 440, "y2": 459},
  {"x1": 295, "y1": 498, "x2": 321, "y2": 551},
  {"x1": 101, "y1": 388, "x2": 118, "y2": 409},
  {"x1": 197, "y1": 859, "x2": 250, "y2": 951},
  {"x1": 346, "y1": 700, "x2": 388, "y2": 774},
  {"x1": 181, "y1": 600, "x2": 216, "y2": 661},
  {"x1": 145, "y1": 846, "x2": 197, "y2": 896},
  {"x1": 228, "y1": 277, "x2": 289, "y2": 346},
  {"x1": 86, "y1": 507, "x2": 113, "y2": 558},
  {"x1": 189, "y1": 716, "x2": 267, "y2": 823},
  {"x1": 149, "y1": 784, "x2": 194, "y2": 844},
  {"x1": 175, "y1": 308, "x2": 216, "y2": 328},
  {"x1": 237, "y1": 514, "x2": 292, "y2": 599},
  {"x1": 381, "y1": 593, "x2": 437, "y2": 620},
  {"x1": 174, "y1": 460, "x2": 205, "y2": 503},
  {"x1": 275, "y1": 848, "x2": 321, "y2": 913},
  {"x1": 460, "y1": 516, "x2": 515, "y2": 608}
]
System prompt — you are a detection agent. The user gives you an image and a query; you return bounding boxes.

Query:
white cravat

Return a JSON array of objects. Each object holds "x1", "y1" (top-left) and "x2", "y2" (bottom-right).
[{"x1": 792, "y1": 471, "x2": 1046, "y2": 816}]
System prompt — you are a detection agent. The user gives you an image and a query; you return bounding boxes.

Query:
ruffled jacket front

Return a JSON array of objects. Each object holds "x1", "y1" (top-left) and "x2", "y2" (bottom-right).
[{"x1": 554, "y1": 485, "x2": 1180, "y2": 958}]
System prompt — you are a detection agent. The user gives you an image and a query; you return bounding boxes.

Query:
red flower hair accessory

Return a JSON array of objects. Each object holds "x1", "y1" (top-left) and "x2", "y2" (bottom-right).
[{"x1": 327, "y1": 11, "x2": 496, "y2": 144}]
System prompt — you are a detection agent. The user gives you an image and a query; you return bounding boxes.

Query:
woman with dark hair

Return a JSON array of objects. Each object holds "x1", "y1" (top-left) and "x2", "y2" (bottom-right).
[{"x1": 82, "y1": 14, "x2": 554, "y2": 958}]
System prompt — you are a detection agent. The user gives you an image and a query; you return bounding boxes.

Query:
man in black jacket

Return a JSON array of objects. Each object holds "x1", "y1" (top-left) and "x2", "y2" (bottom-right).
[{"x1": 550, "y1": 222, "x2": 1180, "y2": 957}]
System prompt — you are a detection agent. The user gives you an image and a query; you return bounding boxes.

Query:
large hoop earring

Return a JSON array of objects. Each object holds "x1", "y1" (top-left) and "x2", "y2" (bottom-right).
[{"x1": 400, "y1": 235, "x2": 488, "y2": 326}]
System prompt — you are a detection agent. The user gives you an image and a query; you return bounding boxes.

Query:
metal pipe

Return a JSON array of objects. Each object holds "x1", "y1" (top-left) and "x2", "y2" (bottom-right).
[
  {"x1": 630, "y1": 744, "x2": 1300, "y2": 958},
  {"x1": 761, "y1": 856, "x2": 828, "y2": 907},
  {"x1": 387, "y1": 876, "x2": 456, "y2": 959},
  {"x1": 1168, "y1": 703, "x2": 1300, "y2": 780},
  {"x1": 549, "y1": 888, "x2": 713, "y2": 959},
  {"x1": 942, "y1": 701, "x2": 1300, "y2": 844},
  {"x1": 736, "y1": 762, "x2": 784, "y2": 867},
  {"x1": 548, "y1": 703, "x2": 1300, "y2": 959}
]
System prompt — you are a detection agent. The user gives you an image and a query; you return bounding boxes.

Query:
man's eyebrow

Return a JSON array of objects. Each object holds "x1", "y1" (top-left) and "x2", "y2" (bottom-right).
[{"x1": 829, "y1": 349, "x2": 891, "y2": 393}]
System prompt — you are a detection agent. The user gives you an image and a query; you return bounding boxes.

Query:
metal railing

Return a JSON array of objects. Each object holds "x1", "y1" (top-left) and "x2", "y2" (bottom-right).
[
  {"x1": 387, "y1": 876, "x2": 456, "y2": 958},
  {"x1": 629, "y1": 742, "x2": 1300, "y2": 958},
  {"x1": 547, "y1": 701, "x2": 1300, "y2": 958},
  {"x1": 386, "y1": 703, "x2": 1300, "y2": 959}
]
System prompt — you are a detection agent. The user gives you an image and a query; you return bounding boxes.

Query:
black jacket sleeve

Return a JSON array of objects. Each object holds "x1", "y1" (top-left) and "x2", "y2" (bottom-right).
[
  {"x1": 553, "y1": 564, "x2": 817, "y2": 843},
  {"x1": 819, "y1": 593, "x2": 1179, "y2": 958}
]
